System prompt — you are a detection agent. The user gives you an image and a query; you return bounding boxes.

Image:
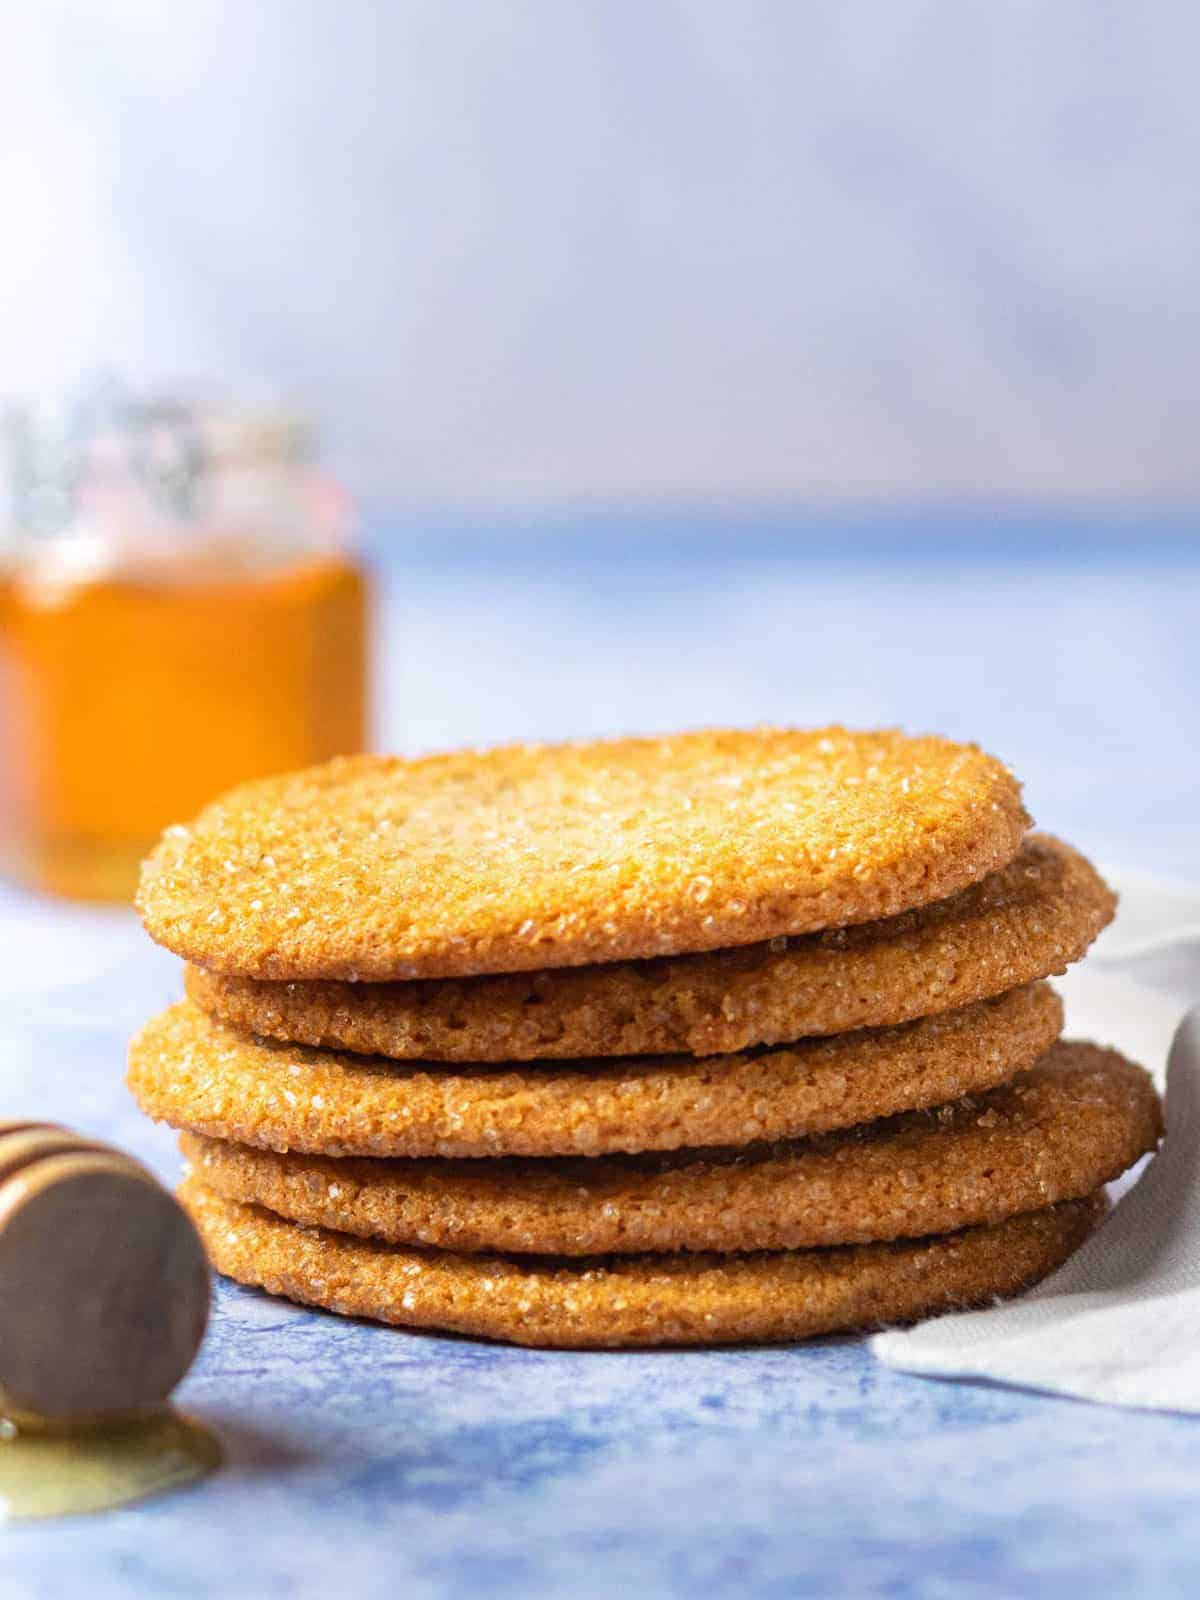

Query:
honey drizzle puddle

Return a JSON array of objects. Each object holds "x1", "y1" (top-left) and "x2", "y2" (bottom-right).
[{"x1": 0, "y1": 1409, "x2": 220, "y2": 1520}]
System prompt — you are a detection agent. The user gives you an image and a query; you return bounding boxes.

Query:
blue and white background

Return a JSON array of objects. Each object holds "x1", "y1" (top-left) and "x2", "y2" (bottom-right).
[{"x1": 3, "y1": 4, "x2": 1200, "y2": 1595}]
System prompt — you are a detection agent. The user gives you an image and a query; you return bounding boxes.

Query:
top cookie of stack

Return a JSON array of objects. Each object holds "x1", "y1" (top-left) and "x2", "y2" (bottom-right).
[
  {"x1": 141, "y1": 726, "x2": 1032, "y2": 981},
  {"x1": 131, "y1": 727, "x2": 1153, "y2": 1349}
]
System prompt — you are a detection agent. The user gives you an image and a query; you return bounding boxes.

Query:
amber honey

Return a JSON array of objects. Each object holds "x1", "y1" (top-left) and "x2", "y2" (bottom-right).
[
  {"x1": 0, "y1": 550, "x2": 369, "y2": 902},
  {"x1": 0, "y1": 1408, "x2": 221, "y2": 1520}
]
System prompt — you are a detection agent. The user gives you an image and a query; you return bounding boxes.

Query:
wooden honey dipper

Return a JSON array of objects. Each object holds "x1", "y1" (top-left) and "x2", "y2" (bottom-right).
[{"x1": 0, "y1": 1121, "x2": 211, "y2": 1426}]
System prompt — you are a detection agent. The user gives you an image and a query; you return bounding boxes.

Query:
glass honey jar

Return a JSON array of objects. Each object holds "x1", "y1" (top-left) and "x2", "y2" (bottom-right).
[{"x1": 0, "y1": 392, "x2": 370, "y2": 903}]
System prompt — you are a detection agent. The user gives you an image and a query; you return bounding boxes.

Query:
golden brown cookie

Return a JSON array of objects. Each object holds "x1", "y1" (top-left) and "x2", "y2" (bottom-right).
[
  {"x1": 180, "y1": 1179, "x2": 1105, "y2": 1348},
  {"x1": 185, "y1": 835, "x2": 1110, "y2": 1061},
  {"x1": 129, "y1": 983, "x2": 1062, "y2": 1160},
  {"x1": 138, "y1": 728, "x2": 1028, "y2": 982},
  {"x1": 180, "y1": 1042, "x2": 1158, "y2": 1255}
]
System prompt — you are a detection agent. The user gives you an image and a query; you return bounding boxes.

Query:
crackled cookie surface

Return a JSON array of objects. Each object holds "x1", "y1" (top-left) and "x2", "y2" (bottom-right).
[
  {"x1": 129, "y1": 983, "x2": 1062, "y2": 1160},
  {"x1": 181, "y1": 1181, "x2": 1105, "y2": 1348},
  {"x1": 139, "y1": 728, "x2": 1027, "y2": 981},
  {"x1": 186, "y1": 835, "x2": 1110, "y2": 1061},
  {"x1": 180, "y1": 1043, "x2": 1158, "y2": 1255}
]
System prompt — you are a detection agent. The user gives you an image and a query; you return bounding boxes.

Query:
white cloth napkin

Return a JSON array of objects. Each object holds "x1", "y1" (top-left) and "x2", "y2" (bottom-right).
[{"x1": 872, "y1": 866, "x2": 1200, "y2": 1413}]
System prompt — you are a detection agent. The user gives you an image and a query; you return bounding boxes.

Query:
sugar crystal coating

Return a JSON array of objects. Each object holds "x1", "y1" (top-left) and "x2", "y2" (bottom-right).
[
  {"x1": 180, "y1": 1041, "x2": 1159, "y2": 1255},
  {"x1": 128, "y1": 982, "x2": 1063, "y2": 1160},
  {"x1": 180, "y1": 1182, "x2": 1105, "y2": 1348},
  {"x1": 185, "y1": 835, "x2": 1111, "y2": 1061},
  {"x1": 138, "y1": 727, "x2": 1029, "y2": 981}
]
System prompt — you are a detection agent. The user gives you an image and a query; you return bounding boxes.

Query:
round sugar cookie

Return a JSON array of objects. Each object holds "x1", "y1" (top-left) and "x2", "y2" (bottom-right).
[
  {"x1": 180, "y1": 1180, "x2": 1105, "y2": 1349},
  {"x1": 138, "y1": 728, "x2": 1028, "y2": 982},
  {"x1": 129, "y1": 983, "x2": 1062, "y2": 1160},
  {"x1": 185, "y1": 835, "x2": 1110, "y2": 1061},
  {"x1": 179, "y1": 1042, "x2": 1158, "y2": 1256}
]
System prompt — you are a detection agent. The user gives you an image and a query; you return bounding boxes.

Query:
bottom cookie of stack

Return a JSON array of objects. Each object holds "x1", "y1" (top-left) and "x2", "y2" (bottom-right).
[
  {"x1": 177, "y1": 1041, "x2": 1161, "y2": 1348},
  {"x1": 181, "y1": 1182, "x2": 1104, "y2": 1348}
]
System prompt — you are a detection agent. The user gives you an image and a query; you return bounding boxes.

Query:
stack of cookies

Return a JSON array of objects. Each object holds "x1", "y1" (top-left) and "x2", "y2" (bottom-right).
[{"x1": 129, "y1": 728, "x2": 1162, "y2": 1348}]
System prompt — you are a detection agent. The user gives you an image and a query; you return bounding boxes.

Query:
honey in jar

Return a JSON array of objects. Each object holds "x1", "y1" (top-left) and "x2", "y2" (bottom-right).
[{"x1": 0, "y1": 398, "x2": 370, "y2": 903}]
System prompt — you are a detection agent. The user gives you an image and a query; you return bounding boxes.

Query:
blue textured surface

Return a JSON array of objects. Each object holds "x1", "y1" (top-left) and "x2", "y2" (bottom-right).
[{"x1": 5, "y1": 542, "x2": 1200, "y2": 1596}]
